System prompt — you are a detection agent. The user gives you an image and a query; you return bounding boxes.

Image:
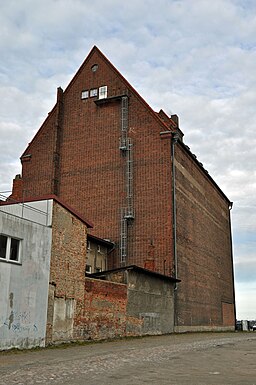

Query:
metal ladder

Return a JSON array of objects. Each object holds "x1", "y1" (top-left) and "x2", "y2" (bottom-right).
[
  {"x1": 119, "y1": 96, "x2": 128, "y2": 150},
  {"x1": 119, "y1": 96, "x2": 134, "y2": 265},
  {"x1": 120, "y1": 209, "x2": 128, "y2": 265}
]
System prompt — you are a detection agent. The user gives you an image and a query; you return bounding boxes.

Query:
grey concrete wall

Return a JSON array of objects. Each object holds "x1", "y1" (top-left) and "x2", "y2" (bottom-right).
[
  {"x1": 0, "y1": 211, "x2": 52, "y2": 350},
  {"x1": 126, "y1": 271, "x2": 175, "y2": 335}
]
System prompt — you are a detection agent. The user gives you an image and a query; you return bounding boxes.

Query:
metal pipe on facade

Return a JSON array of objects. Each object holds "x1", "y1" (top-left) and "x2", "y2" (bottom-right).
[
  {"x1": 171, "y1": 133, "x2": 179, "y2": 288},
  {"x1": 228, "y1": 202, "x2": 237, "y2": 329}
]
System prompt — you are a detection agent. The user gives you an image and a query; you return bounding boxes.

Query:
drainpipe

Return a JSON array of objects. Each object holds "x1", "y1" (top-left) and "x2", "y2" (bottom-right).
[
  {"x1": 171, "y1": 133, "x2": 179, "y2": 289},
  {"x1": 228, "y1": 202, "x2": 237, "y2": 329}
]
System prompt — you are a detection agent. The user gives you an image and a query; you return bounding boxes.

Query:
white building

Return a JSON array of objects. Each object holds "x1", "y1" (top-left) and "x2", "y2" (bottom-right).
[
  {"x1": 0, "y1": 199, "x2": 52, "y2": 350},
  {"x1": 0, "y1": 195, "x2": 92, "y2": 350}
]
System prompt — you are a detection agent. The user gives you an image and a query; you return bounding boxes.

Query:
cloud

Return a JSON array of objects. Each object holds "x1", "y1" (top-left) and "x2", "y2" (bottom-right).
[{"x1": 235, "y1": 282, "x2": 256, "y2": 320}]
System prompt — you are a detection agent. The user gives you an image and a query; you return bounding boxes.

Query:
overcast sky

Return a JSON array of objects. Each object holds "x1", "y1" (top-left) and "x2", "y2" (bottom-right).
[{"x1": 0, "y1": 0, "x2": 255, "y2": 320}]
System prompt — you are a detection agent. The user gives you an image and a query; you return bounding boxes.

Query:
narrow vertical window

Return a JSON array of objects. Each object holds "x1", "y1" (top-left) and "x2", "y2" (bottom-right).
[
  {"x1": 99, "y1": 86, "x2": 108, "y2": 99},
  {"x1": 0, "y1": 235, "x2": 21, "y2": 263}
]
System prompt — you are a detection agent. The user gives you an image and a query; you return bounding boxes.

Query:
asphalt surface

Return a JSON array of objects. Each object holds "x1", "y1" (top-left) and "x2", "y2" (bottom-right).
[{"x1": 0, "y1": 332, "x2": 256, "y2": 385}]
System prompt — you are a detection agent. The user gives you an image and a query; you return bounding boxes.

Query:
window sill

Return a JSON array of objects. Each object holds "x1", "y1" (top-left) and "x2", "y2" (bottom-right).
[{"x1": 0, "y1": 258, "x2": 22, "y2": 265}]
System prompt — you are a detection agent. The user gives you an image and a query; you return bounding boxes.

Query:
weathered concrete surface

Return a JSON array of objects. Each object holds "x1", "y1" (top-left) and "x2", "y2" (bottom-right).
[
  {"x1": 126, "y1": 270, "x2": 175, "y2": 335},
  {"x1": 95, "y1": 267, "x2": 176, "y2": 336},
  {"x1": 0, "y1": 211, "x2": 52, "y2": 350},
  {"x1": 0, "y1": 332, "x2": 255, "y2": 385}
]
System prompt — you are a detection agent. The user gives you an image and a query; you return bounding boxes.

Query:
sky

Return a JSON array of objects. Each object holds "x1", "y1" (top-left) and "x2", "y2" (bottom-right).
[{"x1": 0, "y1": 0, "x2": 255, "y2": 320}]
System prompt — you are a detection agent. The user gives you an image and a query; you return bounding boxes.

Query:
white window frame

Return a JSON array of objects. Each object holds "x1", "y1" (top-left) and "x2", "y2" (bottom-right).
[
  {"x1": 81, "y1": 90, "x2": 89, "y2": 99},
  {"x1": 87, "y1": 240, "x2": 91, "y2": 250},
  {"x1": 0, "y1": 234, "x2": 21, "y2": 263},
  {"x1": 97, "y1": 245, "x2": 101, "y2": 253},
  {"x1": 90, "y1": 88, "x2": 98, "y2": 98},
  {"x1": 86, "y1": 264, "x2": 92, "y2": 274},
  {"x1": 98, "y1": 86, "x2": 108, "y2": 99}
]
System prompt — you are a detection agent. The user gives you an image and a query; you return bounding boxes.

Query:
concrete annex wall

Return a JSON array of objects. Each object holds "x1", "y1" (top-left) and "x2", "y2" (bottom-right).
[
  {"x1": 126, "y1": 271, "x2": 174, "y2": 335},
  {"x1": 98, "y1": 269, "x2": 175, "y2": 336},
  {"x1": 0, "y1": 211, "x2": 52, "y2": 350}
]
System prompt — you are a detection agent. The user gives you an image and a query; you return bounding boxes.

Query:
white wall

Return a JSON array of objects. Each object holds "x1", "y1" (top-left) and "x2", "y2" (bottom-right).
[
  {"x1": 0, "y1": 199, "x2": 53, "y2": 226},
  {"x1": 0, "y1": 211, "x2": 52, "y2": 350}
]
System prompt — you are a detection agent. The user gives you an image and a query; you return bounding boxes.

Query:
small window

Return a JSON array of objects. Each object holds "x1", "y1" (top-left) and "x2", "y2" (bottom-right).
[
  {"x1": 0, "y1": 234, "x2": 21, "y2": 263},
  {"x1": 81, "y1": 90, "x2": 89, "y2": 99},
  {"x1": 91, "y1": 64, "x2": 98, "y2": 72},
  {"x1": 90, "y1": 88, "x2": 98, "y2": 98},
  {"x1": 87, "y1": 240, "x2": 91, "y2": 250},
  {"x1": 97, "y1": 245, "x2": 101, "y2": 253},
  {"x1": 99, "y1": 86, "x2": 107, "y2": 99},
  {"x1": 95, "y1": 267, "x2": 101, "y2": 273},
  {"x1": 86, "y1": 264, "x2": 92, "y2": 274}
]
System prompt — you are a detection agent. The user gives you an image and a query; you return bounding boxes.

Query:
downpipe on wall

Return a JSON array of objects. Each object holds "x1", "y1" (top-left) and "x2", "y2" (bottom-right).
[{"x1": 171, "y1": 133, "x2": 179, "y2": 290}]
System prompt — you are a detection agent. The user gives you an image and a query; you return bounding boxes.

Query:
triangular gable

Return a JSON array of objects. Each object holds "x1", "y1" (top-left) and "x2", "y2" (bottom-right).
[{"x1": 21, "y1": 46, "x2": 174, "y2": 157}]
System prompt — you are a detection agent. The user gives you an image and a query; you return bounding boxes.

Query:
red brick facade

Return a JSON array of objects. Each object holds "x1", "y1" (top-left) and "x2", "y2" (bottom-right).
[
  {"x1": 14, "y1": 46, "x2": 235, "y2": 330},
  {"x1": 174, "y1": 143, "x2": 235, "y2": 329}
]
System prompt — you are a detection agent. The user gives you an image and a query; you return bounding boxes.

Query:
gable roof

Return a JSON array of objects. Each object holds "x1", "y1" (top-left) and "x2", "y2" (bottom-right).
[{"x1": 21, "y1": 46, "x2": 176, "y2": 157}]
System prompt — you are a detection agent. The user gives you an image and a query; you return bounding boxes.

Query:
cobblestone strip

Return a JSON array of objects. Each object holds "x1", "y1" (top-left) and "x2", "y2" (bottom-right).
[{"x1": 1, "y1": 335, "x2": 256, "y2": 385}]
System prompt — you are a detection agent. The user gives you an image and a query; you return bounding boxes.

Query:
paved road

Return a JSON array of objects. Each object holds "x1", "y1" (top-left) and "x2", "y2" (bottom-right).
[{"x1": 0, "y1": 332, "x2": 256, "y2": 385}]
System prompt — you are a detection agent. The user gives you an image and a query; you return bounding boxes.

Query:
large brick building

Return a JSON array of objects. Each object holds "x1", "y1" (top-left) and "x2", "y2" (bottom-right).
[{"x1": 11, "y1": 46, "x2": 235, "y2": 331}]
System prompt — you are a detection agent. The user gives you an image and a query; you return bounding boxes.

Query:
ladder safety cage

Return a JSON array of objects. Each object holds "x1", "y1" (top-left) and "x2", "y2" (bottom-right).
[
  {"x1": 119, "y1": 96, "x2": 129, "y2": 150},
  {"x1": 119, "y1": 96, "x2": 134, "y2": 265},
  {"x1": 125, "y1": 138, "x2": 134, "y2": 219},
  {"x1": 120, "y1": 208, "x2": 128, "y2": 265}
]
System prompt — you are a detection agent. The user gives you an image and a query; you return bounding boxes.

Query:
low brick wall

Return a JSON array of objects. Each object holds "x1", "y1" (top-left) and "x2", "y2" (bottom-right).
[
  {"x1": 47, "y1": 274, "x2": 175, "y2": 344},
  {"x1": 78, "y1": 278, "x2": 128, "y2": 340}
]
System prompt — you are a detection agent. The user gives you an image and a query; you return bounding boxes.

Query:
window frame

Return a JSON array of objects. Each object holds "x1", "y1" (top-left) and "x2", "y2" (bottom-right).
[
  {"x1": 81, "y1": 90, "x2": 89, "y2": 99},
  {"x1": 90, "y1": 88, "x2": 98, "y2": 98},
  {"x1": 86, "y1": 264, "x2": 92, "y2": 274},
  {"x1": 98, "y1": 86, "x2": 108, "y2": 99},
  {"x1": 0, "y1": 234, "x2": 21, "y2": 264}
]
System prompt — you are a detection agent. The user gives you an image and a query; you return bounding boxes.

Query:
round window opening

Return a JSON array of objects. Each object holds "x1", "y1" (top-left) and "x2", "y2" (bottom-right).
[{"x1": 91, "y1": 64, "x2": 99, "y2": 72}]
